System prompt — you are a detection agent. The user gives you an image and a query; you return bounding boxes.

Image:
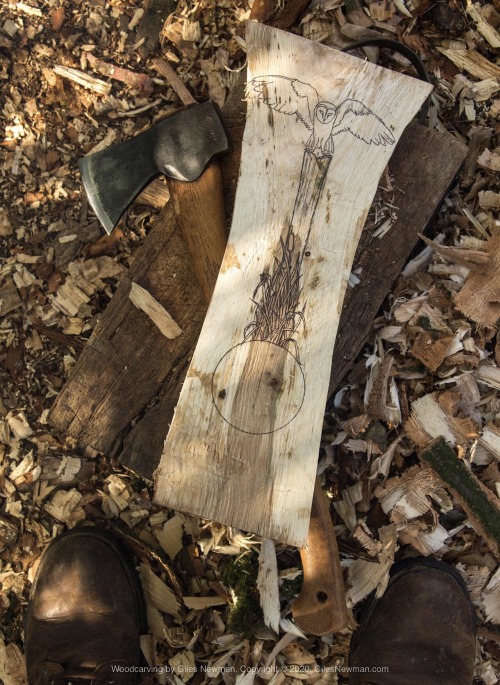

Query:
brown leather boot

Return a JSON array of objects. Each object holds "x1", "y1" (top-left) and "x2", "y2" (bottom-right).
[
  {"x1": 349, "y1": 557, "x2": 476, "y2": 685},
  {"x1": 25, "y1": 527, "x2": 146, "y2": 685}
]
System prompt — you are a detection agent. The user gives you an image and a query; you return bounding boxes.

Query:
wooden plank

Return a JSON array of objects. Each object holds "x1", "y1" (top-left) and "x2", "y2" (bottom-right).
[{"x1": 154, "y1": 23, "x2": 433, "y2": 546}]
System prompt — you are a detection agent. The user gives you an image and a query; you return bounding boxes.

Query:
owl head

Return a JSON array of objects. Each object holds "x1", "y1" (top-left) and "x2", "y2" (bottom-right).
[{"x1": 314, "y1": 102, "x2": 337, "y2": 125}]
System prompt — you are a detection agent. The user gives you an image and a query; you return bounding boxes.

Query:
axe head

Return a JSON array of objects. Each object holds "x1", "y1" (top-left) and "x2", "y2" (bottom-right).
[{"x1": 79, "y1": 101, "x2": 228, "y2": 234}]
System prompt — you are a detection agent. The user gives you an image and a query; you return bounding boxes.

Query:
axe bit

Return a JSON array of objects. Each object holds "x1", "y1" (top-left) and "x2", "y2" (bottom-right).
[{"x1": 79, "y1": 100, "x2": 229, "y2": 303}]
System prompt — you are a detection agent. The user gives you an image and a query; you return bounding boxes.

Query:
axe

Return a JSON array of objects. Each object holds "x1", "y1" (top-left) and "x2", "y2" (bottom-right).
[
  {"x1": 79, "y1": 99, "x2": 228, "y2": 304},
  {"x1": 79, "y1": 82, "x2": 348, "y2": 636}
]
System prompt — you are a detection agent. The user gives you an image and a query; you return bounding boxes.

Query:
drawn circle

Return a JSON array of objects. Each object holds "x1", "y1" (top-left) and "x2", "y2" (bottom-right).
[{"x1": 211, "y1": 340, "x2": 306, "y2": 434}]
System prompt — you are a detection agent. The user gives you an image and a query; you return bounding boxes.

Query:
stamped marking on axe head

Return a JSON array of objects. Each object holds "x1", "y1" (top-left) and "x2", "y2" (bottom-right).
[{"x1": 79, "y1": 101, "x2": 229, "y2": 234}]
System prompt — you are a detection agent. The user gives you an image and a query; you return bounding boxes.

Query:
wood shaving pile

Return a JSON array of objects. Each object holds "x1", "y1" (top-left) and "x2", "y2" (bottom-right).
[{"x1": 1, "y1": 0, "x2": 499, "y2": 683}]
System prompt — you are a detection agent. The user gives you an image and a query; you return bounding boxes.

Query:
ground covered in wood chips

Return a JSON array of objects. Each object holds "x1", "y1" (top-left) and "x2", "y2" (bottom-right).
[{"x1": 1, "y1": 0, "x2": 500, "y2": 683}]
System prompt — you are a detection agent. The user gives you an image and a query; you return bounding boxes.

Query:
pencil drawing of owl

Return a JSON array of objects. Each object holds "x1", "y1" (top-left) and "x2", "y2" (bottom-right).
[{"x1": 248, "y1": 76, "x2": 395, "y2": 156}]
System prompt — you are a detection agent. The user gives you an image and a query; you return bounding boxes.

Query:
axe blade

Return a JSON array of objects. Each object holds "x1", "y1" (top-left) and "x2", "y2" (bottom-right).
[{"x1": 79, "y1": 101, "x2": 229, "y2": 234}]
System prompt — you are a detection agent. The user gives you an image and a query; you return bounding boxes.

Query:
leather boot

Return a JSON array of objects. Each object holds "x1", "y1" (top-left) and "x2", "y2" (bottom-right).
[
  {"x1": 25, "y1": 527, "x2": 146, "y2": 685},
  {"x1": 349, "y1": 557, "x2": 476, "y2": 685}
]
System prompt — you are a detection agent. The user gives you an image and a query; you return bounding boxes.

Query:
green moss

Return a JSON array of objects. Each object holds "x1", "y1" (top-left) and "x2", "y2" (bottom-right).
[
  {"x1": 222, "y1": 552, "x2": 264, "y2": 637},
  {"x1": 280, "y1": 574, "x2": 303, "y2": 602}
]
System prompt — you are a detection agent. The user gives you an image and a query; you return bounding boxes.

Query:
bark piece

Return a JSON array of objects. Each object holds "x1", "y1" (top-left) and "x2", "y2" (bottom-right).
[
  {"x1": 410, "y1": 331, "x2": 454, "y2": 372},
  {"x1": 0, "y1": 277, "x2": 22, "y2": 317},
  {"x1": 86, "y1": 54, "x2": 153, "y2": 94},
  {"x1": 455, "y1": 231, "x2": 500, "y2": 327},
  {"x1": 154, "y1": 23, "x2": 432, "y2": 546},
  {"x1": 420, "y1": 437, "x2": 500, "y2": 560}
]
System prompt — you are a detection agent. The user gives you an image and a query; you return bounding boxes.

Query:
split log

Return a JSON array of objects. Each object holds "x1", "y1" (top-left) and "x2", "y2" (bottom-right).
[{"x1": 154, "y1": 23, "x2": 432, "y2": 546}]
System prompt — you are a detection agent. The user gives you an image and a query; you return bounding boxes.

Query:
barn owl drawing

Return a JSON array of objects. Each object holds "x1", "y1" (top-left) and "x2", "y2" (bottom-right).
[{"x1": 248, "y1": 75, "x2": 395, "y2": 156}]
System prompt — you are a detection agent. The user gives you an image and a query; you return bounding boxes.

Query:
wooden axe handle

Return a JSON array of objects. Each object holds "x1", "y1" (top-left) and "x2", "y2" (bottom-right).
[
  {"x1": 153, "y1": 57, "x2": 227, "y2": 305},
  {"x1": 292, "y1": 479, "x2": 349, "y2": 635},
  {"x1": 167, "y1": 161, "x2": 226, "y2": 304}
]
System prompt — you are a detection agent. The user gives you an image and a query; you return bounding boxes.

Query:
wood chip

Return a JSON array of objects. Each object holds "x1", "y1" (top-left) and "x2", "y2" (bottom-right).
[
  {"x1": 482, "y1": 567, "x2": 500, "y2": 624},
  {"x1": 0, "y1": 277, "x2": 22, "y2": 317},
  {"x1": 257, "y1": 538, "x2": 280, "y2": 633},
  {"x1": 0, "y1": 639, "x2": 28, "y2": 685},
  {"x1": 410, "y1": 332, "x2": 454, "y2": 372},
  {"x1": 182, "y1": 596, "x2": 228, "y2": 609},
  {"x1": 129, "y1": 282, "x2": 183, "y2": 339},
  {"x1": 44, "y1": 488, "x2": 84, "y2": 525},
  {"x1": 405, "y1": 392, "x2": 477, "y2": 448},
  {"x1": 375, "y1": 464, "x2": 452, "y2": 522},
  {"x1": 53, "y1": 65, "x2": 111, "y2": 95},
  {"x1": 437, "y1": 48, "x2": 500, "y2": 81},
  {"x1": 346, "y1": 525, "x2": 397, "y2": 607},
  {"x1": 479, "y1": 425, "x2": 500, "y2": 462},
  {"x1": 466, "y1": 3, "x2": 500, "y2": 49},
  {"x1": 139, "y1": 564, "x2": 180, "y2": 616}
]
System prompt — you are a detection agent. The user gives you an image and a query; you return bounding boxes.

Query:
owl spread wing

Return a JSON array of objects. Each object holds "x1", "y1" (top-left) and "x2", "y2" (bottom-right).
[
  {"x1": 331, "y1": 99, "x2": 395, "y2": 146},
  {"x1": 248, "y1": 76, "x2": 319, "y2": 131}
]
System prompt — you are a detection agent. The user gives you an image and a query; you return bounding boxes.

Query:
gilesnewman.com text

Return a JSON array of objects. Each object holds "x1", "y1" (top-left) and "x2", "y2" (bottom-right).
[{"x1": 110, "y1": 664, "x2": 389, "y2": 676}]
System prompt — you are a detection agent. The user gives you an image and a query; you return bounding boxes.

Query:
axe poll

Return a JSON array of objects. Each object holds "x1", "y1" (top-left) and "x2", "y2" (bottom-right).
[{"x1": 79, "y1": 98, "x2": 228, "y2": 303}]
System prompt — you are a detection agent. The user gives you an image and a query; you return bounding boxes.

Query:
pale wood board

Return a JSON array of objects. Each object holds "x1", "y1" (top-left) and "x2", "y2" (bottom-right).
[{"x1": 154, "y1": 22, "x2": 433, "y2": 546}]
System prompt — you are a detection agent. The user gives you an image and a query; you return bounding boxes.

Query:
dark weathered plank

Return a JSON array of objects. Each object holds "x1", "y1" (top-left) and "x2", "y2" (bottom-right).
[
  {"x1": 328, "y1": 123, "x2": 468, "y2": 395},
  {"x1": 47, "y1": 202, "x2": 206, "y2": 453},
  {"x1": 122, "y1": 122, "x2": 467, "y2": 480}
]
